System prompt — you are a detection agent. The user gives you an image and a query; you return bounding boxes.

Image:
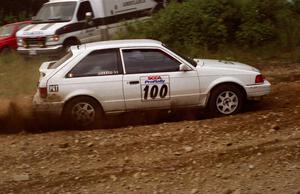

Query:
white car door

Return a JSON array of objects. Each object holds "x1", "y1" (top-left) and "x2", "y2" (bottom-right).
[
  {"x1": 121, "y1": 48, "x2": 200, "y2": 111},
  {"x1": 58, "y1": 49, "x2": 125, "y2": 113}
]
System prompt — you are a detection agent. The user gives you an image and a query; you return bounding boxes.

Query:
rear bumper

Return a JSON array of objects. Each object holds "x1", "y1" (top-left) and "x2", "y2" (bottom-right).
[
  {"x1": 32, "y1": 93, "x2": 64, "y2": 116},
  {"x1": 17, "y1": 45, "x2": 64, "y2": 56},
  {"x1": 245, "y1": 80, "x2": 271, "y2": 99}
]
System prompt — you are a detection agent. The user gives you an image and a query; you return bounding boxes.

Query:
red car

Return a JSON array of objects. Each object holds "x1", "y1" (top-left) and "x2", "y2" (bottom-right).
[{"x1": 0, "y1": 21, "x2": 31, "y2": 53}]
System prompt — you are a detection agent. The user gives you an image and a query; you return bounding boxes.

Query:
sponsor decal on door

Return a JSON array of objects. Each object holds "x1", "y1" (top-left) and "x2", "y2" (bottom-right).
[{"x1": 140, "y1": 75, "x2": 170, "y2": 101}]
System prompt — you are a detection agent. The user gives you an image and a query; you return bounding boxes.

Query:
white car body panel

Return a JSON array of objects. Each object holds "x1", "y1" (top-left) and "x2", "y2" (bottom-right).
[{"x1": 33, "y1": 39, "x2": 271, "y2": 116}]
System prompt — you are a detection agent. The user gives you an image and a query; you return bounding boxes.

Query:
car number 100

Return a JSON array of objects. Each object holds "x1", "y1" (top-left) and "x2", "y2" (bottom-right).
[
  {"x1": 141, "y1": 75, "x2": 170, "y2": 101},
  {"x1": 143, "y1": 84, "x2": 169, "y2": 100}
]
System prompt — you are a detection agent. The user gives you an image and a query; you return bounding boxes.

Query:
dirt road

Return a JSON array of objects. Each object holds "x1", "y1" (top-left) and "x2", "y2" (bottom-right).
[{"x1": 0, "y1": 62, "x2": 299, "y2": 194}]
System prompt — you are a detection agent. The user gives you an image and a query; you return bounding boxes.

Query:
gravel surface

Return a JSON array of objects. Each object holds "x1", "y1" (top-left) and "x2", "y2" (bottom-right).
[{"x1": 0, "y1": 62, "x2": 299, "y2": 194}]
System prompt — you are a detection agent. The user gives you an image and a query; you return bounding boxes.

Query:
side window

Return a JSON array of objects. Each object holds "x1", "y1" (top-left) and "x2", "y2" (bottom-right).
[
  {"x1": 67, "y1": 49, "x2": 120, "y2": 78},
  {"x1": 122, "y1": 49, "x2": 181, "y2": 74},
  {"x1": 77, "y1": 1, "x2": 93, "y2": 21}
]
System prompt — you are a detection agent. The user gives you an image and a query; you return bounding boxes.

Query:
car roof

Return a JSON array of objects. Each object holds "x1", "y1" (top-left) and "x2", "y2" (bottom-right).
[{"x1": 72, "y1": 39, "x2": 163, "y2": 52}]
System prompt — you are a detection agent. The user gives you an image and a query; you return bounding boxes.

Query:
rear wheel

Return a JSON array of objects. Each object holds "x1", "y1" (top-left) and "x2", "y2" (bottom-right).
[
  {"x1": 63, "y1": 97, "x2": 103, "y2": 129},
  {"x1": 208, "y1": 84, "x2": 245, "y2": 116}
]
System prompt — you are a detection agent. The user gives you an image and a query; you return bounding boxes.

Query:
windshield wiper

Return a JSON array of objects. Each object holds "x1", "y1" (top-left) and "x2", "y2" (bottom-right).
[
  {"x1": 48, "y1": 17, "x2": 70, "y2": 22},
  {"x1": 48, "y1": 17, "x2": 62, "y2": 21}
]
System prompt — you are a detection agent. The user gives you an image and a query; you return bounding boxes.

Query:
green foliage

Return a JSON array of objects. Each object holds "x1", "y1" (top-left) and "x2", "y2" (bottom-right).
[
  {"x1": 119, "y1": 0, "x2": 300, "y2": 51},
  {"x1": 236, "y1": 0, "x2": 291, "y2": 46},
  {"x1": 291, "y1": 0, "x2": 300, "y2": 13},
  {"x1": 0, "y1": 0, "x2": 47, "y2": 25}
]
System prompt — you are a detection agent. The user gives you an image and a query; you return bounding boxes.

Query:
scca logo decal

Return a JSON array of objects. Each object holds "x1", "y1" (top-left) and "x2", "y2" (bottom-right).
[{"x1": 148, "y1": 76, "x2": 162, "y2": 80}]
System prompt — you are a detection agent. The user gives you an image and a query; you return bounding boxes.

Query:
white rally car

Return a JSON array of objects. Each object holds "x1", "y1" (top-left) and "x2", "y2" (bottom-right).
[{"x1": 33, "y1": 39, "x2": 271, "y2": 127}]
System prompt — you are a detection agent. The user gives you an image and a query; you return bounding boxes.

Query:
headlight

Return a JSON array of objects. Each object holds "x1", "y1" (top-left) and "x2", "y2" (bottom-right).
[
  {"x1": 17, "y1": 37, "x2": 23, "y2": 45},
  {"x1": 17, "y1": 37, "x2": 29, "y2": 48},
  {"x1": 47, "y1": 35, "x2": 60, "y2": 42}
]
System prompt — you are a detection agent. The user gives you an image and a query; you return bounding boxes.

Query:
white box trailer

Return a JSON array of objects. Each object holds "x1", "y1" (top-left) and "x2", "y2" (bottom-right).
[{"x1": 16, "y1": 0, "x2": 168, "y2": 56}]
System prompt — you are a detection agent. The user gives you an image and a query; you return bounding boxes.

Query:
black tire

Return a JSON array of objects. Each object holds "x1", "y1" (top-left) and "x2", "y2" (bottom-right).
[
  {"x1": 63, "y1": 38, "x2": 80, "y2": 53},
  {"x1": 63, "y1": 96, "x2": 103, "y2": 129},
  {"x1": 1, "y1": 46, "x2": 12, "y2": 55},
  {"x1": 153, "y1": 0, "x2": 169, "y2": 12},
  {"x1": 208, "y1": 84, "x2": 245, "y2": 116}
]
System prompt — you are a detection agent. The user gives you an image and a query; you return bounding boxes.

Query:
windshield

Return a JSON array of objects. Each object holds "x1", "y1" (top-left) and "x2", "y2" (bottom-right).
[
  {"x1": 34, "y1": 2, "x2": 76, "y2": 22},
  {"x1": 0, "y1": 25, "x2": 14, "y2": 38},
  {"x1": 163, "y1": 44, "x2": 198, "y2": 67},
  {"x1": 49, "y1": 52, "x2": 73, "y2": 69}
]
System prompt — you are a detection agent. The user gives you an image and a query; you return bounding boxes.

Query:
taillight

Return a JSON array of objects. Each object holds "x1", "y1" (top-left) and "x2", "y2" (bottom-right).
[
  {"x1": 255, "y1": 74, "x2": 264, "y2": 84},
  {"x1": 39, "y1": 87, "x2": 47, "y2": 98}
]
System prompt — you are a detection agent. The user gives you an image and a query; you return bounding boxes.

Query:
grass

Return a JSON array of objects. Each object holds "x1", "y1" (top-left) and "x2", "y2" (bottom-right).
[{"x1": 0, "y1": 53, "x2": 45, "y2": 98}]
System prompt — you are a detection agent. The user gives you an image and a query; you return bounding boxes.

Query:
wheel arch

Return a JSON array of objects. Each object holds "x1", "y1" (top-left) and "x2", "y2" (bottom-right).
[
  {"x1": 63, "y1": 36, "x2": 81, "y2": 47},
  {"x1": 205, "y1": 81, "x2": 247, "y2": 106},
  {"x1": 62, "y1": 94, "x2": 104, "y2": 115},
  {"x1": 0, "y1": 45, "x2": 12, "y2": 53}
]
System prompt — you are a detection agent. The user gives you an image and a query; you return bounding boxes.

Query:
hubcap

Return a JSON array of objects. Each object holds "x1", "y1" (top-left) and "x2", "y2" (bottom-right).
[
  {"x1": 71, "y1": 102, "x2": 95, "y2": 126},
  {"x1": 216, "y1": 91, "x2": 239, "y2": 115}
]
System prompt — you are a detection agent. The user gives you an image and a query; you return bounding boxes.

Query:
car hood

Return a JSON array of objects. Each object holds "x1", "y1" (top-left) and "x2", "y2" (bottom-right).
[
  {"x1": 195, "y1": 59, "x2": 259, "y2": 72},
  {"x1": 16, "y1": 22, "x2": 70, "y2": 37}
]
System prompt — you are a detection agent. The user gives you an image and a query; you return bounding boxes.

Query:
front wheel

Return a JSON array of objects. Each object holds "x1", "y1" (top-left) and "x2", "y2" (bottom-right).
[
  {"x1": 208, "y1": 84, "x2": 245, "y2": 116},
  {"x1": 1, "y1": 46, "x2": 12, "y2": 55},
  {"x1": 63, "y1": 97, "x2": 103, "y2": 129}
]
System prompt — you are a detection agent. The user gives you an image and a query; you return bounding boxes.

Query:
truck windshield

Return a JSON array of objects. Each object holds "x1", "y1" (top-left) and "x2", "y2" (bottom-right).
[
  {"x1": 0, "y1": 25, "x2": 14, "y2": 38},
  {"x1": 34, "y1": 2, "x2": 76, "y2": 23}
]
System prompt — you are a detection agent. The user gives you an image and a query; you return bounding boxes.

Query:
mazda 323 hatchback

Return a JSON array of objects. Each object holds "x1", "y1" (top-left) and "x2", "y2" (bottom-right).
[{"x1": 33, "y1": 39, "x2": 271, "y2": 127}]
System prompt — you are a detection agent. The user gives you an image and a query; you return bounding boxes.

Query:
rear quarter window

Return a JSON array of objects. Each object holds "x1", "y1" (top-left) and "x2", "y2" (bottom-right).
[{"x1": 66, "y1": 49, "x2": 120, "y2": 78}]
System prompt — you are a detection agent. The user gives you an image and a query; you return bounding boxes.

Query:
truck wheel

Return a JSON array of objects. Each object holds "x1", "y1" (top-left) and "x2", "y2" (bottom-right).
[
  {"x1": 1, "y1": 46, "x2": 12, "y2": 55},
  {"x1": 63, "y1": 96, "x2": 103, "y2": 129},
  {"x1": 208, "y1": 84, "x2": 245, "y2": 116},
  {"x1": 153, "y1": 0, "x2": 170, "y2": 12},
  {"x1": 63, "y1": 38, "x2": 80, "y2": 53}
]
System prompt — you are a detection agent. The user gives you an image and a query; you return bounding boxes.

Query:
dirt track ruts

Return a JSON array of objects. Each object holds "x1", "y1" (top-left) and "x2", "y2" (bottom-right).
[{"x1": 0, "y1": 63, "x2": 299, "y2": 194}]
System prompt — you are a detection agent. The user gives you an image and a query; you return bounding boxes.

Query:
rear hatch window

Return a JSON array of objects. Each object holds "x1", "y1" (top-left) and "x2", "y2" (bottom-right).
[{"x1": 49, "y1": 52, "x2": 73, "y2": 69}]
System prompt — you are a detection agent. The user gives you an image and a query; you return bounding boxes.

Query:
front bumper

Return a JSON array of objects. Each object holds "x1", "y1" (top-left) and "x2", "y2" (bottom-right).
[
  {"x1": 17, "y1": 45, "x2": 64, "y2": 56},
  {"x1": 245, "y1": 80, "x2": 271, "y2": 99}
]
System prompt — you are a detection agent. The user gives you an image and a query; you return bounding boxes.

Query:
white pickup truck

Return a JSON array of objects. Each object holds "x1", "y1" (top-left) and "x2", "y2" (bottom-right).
[
  {"x1": 33, "y1": 39, "x2": 271, "y2": 128},
  {"x1": 16, "y1": 0, "x2": 167, "y2": 56}
]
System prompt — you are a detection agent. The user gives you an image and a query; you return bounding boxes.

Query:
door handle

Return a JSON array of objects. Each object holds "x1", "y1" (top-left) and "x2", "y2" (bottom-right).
[{"x1": 129, "y1": 81, "x2": 140, "y2": 85}]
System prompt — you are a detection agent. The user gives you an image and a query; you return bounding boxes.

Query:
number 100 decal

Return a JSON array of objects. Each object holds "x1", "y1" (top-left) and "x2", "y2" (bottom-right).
[{"x1": 140, "y1": 75, "x2": 170, "y2": 101}]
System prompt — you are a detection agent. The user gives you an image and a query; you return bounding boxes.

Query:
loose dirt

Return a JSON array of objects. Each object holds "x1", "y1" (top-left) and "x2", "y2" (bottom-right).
[{"x1": 0, "y1": 62, "x2": 299, "y2": 194}]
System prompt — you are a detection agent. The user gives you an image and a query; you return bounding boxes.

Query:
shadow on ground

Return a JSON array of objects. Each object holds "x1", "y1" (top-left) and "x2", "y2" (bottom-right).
[{"x1": 0, "y1": 98, "x2": 269, "y2": 134}]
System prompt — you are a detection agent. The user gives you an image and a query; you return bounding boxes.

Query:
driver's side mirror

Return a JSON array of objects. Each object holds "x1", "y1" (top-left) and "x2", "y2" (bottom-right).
[
  {"x1": 179, "y1": 63, "x2": 192, "y2": 71},
  {"x1": 85, "y1": 12, "x2": 93, "y2": 24}
]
